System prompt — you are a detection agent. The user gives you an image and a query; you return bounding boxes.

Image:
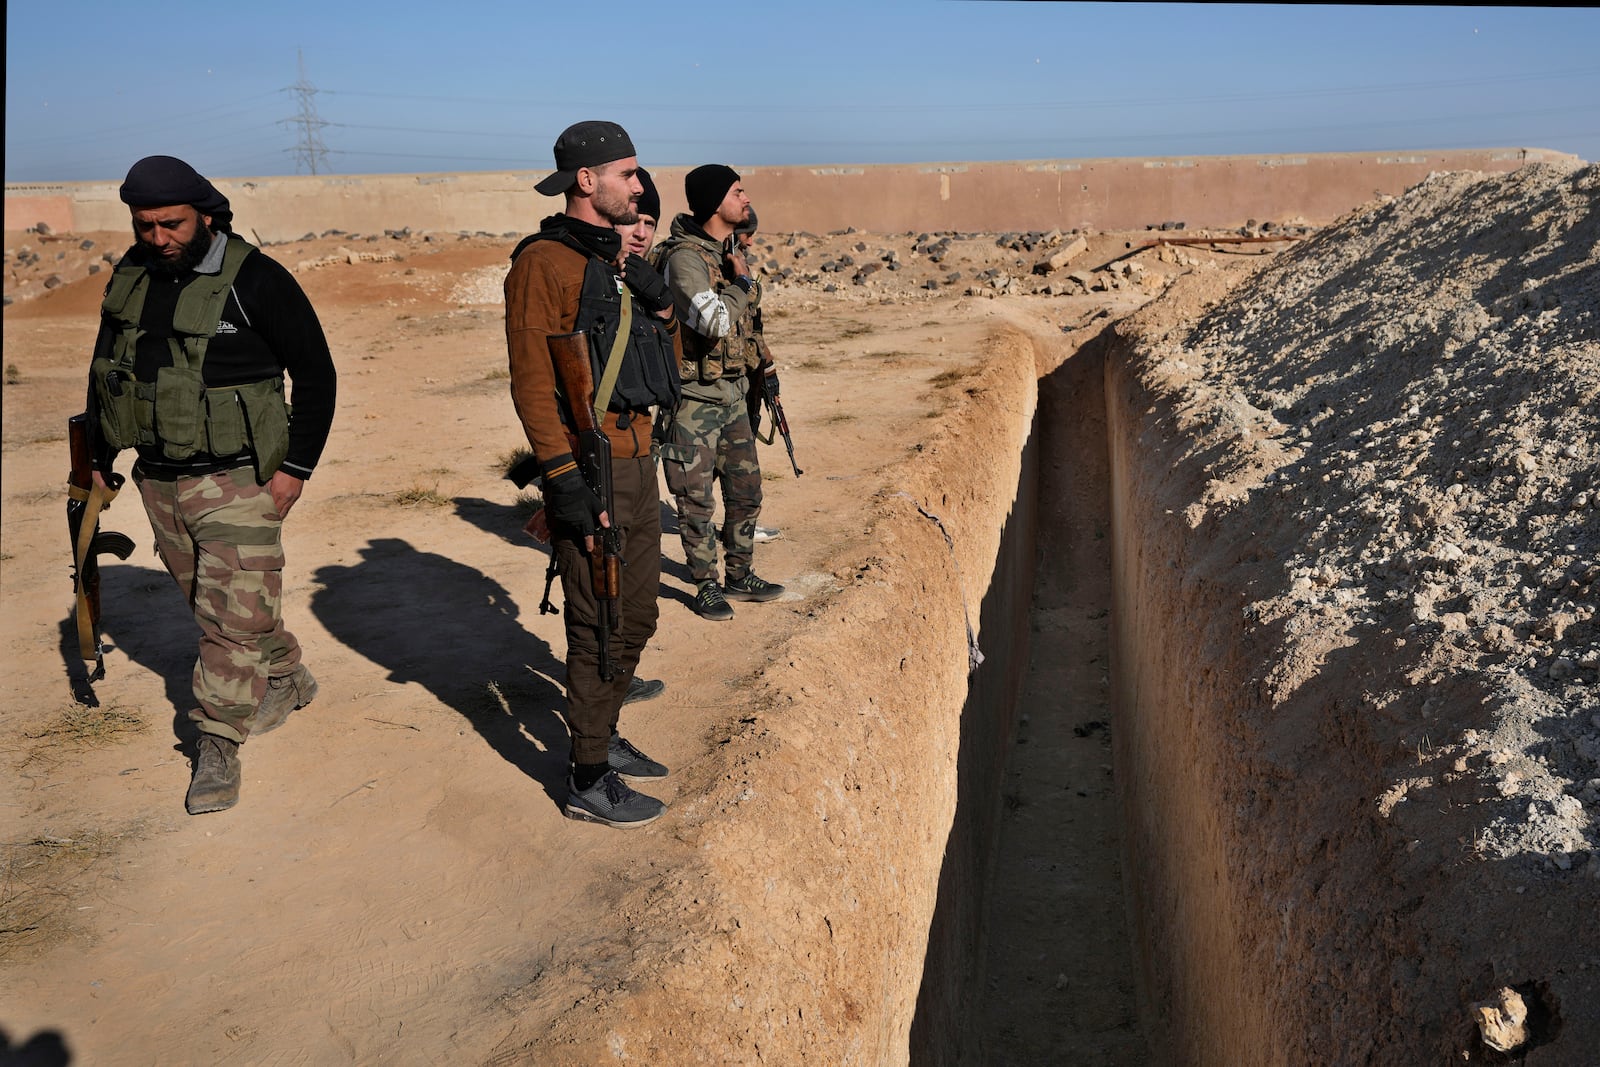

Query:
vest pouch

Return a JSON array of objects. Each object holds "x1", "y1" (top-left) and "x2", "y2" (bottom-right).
[
  {"x1": 90, "y1": 355, "x2": 141, "y2": 450},
  {"x1": 154, "y1": 365, "x2": 206, "y2": 459},
  {"x1": 238, "y1": 377, "x2": 291, "y2": 482},
  {"x1": 204, "y1": 387, "x2": 249, "y2": 458}
]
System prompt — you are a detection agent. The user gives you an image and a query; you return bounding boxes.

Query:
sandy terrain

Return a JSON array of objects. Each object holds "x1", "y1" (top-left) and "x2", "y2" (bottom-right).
[
  {"x1": 2, "y1": 218, "x2": 1169, "y2": 1064},
  {"x1": 3, "y1": 160, "x2": 1594, "y2": 1065}
]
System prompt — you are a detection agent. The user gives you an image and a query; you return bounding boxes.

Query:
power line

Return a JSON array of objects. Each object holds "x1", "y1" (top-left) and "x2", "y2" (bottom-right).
[
  {"x1": 284, "y1": 50, "x2": 330, "y2": 175},
  {"x1": 316, "y1": 65, "x2": 1600, "y2": 115}
]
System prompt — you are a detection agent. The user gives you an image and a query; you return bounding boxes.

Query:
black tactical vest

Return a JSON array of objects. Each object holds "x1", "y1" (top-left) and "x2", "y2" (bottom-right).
[{"x1": 514, "y1": 232, "x2": 680, "y2": 413}]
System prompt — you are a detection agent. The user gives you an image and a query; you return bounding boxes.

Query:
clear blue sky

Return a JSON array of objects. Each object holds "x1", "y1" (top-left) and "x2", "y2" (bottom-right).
[{"x1": 6, "y1": 2, "x2": 1598, "y2": 183}]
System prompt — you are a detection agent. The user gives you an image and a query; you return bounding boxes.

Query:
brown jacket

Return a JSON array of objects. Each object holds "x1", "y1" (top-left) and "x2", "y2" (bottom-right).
[{"x1": 504, "y1": 233, "x2": 678, "y2": 468}]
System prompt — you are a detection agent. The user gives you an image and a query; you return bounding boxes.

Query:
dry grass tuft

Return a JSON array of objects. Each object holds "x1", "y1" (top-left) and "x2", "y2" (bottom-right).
[
  {"x1": 499, "y1": 447, "x2": 535, "y2": 478},
  {"x1": 1, "y1": 825, "x2": 134, "y2": 961},
  {"x1": 22, "y1": 704, "x2": 146, "y2": 753},
  {"x1": 393, "y1": 484, "x2": 451, "y2": 508}
]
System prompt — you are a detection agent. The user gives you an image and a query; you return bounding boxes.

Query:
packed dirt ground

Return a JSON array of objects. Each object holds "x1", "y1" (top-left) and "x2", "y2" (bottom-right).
[
  {"x1": 3, "y1": 161, "x2": 1596, "y2": 1064},
  {"x1": 1, "y1": 213, "x2": 1168, "y2": 1064}
]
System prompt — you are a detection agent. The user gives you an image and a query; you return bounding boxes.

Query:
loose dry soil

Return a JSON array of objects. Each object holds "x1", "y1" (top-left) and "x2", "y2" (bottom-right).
[{"x1": 1, "y1": 160, "x2": 1595, "y2": 1066}]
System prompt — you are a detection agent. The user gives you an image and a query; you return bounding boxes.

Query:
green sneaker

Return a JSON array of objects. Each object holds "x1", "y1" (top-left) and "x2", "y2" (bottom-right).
[
  {"x1": 692, "y1": 580, "x2": 735, "y2": 621},
  {"x1": 725, "y1": 572, "x2": 785, "y2": 603}
]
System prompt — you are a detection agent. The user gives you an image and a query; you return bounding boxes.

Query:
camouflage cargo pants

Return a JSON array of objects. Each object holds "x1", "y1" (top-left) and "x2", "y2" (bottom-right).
[
  {"x1": 135, "y1": 463, "x2": 302, "y2": 743},
  {"x1": 662, "y1": 393, "x2": 763, "y2": 584}
]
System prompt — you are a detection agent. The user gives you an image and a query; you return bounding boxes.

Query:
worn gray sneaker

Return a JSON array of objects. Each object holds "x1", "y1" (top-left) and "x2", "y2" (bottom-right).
[
  {"x1": 622, "y1": 676, "x2": 665, "y2": 705},
  {"x1": 692, "y1": 580, "x2": 735, "y2": 621},
  {"x1": 254, "y1": 664, "x2": 318, "y2": 735},
  {"x1": 753, "y1": 525, "x2": 783, "y2": 543},
  {"x1": 608, "y1": 733, "x2": 668, "y2": 779},
  {"x1": 186, "y1": 734, "x2": 241, "y2": 814},
  {"x1": 564, "y1": 771, "x2": 665, "y2": 827},
  {"x1": 724, "y1": 572, "x2": 785, "y2": 602}
]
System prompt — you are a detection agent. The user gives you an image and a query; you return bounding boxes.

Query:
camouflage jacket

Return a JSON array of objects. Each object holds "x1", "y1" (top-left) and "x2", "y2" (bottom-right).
[{"x1": 652, "y1": 214, "x2": 762, "y2": 384}]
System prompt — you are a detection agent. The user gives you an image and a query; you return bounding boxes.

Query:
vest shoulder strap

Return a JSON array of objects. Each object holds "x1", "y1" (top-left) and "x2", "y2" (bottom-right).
[{"x1": 170, "y1": 237, "x2": 254, "y2": 338}]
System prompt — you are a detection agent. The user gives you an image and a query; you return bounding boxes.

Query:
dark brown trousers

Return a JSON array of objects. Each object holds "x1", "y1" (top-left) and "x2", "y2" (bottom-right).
[{"x1": 552, "y1": 455, "x2": 661, "y2": 765}]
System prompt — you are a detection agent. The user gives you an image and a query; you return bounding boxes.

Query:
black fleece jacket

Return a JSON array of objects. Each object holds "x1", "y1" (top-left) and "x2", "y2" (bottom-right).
[{"x1": 88, "y1": 234, "x2": 337, "y2": 480}]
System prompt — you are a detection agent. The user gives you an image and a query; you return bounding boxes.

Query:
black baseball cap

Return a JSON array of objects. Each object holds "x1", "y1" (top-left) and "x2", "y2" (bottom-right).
[{"x1": 534, "y1": 121, "x2": 637, "y2": 196}]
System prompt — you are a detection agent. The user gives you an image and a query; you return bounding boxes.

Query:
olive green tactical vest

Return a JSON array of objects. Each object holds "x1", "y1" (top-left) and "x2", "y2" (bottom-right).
[
  {"x1": 91, "y1": 236, "x2": 291, "y2": 481},
  {"x1": 650, "y1": 237, "x2": 760, "y2": 383}
]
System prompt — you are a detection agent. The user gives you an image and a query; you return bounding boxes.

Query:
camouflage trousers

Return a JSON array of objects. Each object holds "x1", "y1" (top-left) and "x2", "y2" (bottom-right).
[
  {"x1": 661, "y1": 390, "x2": 763, "y2": 584},
  {"x1": 135, "y1": 463, "x2": 301, "y2": 743}
]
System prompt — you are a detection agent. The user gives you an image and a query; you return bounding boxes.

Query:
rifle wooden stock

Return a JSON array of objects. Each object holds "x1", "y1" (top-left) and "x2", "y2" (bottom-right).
[
  {"x1": 67, "y1": 413, "x2": 133, "y2": 676},
  {"x1": 546, "y1": 331, "x2": 623, "y2": 682}
]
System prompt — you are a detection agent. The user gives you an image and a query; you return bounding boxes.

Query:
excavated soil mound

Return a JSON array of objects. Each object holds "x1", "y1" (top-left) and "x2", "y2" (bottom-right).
[{"x1": 1109, "y1": 162, "x2": 1598, "y2": 1064}]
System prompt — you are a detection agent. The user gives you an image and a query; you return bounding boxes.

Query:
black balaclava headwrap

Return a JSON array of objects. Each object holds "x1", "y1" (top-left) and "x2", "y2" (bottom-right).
[{"x1": 119, "y1": 155, "x2": 234, "y2": 232}]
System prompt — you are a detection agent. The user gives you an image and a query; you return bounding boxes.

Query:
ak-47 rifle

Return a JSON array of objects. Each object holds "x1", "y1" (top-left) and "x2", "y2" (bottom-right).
[
  {"x1": 546, "y1": 331, "x2": 622, "y2": 682},
  {"x1": 746, "y1": 350, "x2": 803, "y2": 477},
  {"x1": 67, "y1": 413, "x2": 134, "y2": 678}
]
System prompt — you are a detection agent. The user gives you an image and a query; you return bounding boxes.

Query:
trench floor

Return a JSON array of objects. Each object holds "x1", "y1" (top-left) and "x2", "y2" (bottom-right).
[{"x1": 975, "y1": 342, "x2": 1147, "y2": 1063}]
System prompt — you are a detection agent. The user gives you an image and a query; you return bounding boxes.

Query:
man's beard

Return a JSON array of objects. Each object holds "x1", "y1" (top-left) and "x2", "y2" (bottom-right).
[
  {"x1": 594, "y1": 185, "x2": 639, "y2": 227},
  {"x1": 140, "y1": 226, "x2": 214, "y2": 276}
]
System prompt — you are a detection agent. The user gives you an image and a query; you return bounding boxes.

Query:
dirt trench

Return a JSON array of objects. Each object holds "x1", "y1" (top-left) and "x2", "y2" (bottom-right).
[{"x1": 895, "y1": 318, "x2": 1148, "y2": 1065}]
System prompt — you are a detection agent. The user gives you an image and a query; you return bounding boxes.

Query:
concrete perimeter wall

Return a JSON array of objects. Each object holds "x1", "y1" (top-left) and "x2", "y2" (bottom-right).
[{"x1": 5, "y1": 147, "x2": 1577, "y2": 244}]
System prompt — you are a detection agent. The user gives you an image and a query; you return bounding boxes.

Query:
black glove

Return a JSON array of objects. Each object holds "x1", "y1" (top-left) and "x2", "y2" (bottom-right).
[
  {"x1": 761, "y1": 362, "x2": 781, "y2": 398},
  {"x1": 542, "y1": 463, "x2": 603, "y2": 537},
  {"x1": 621, "y1": 254, "x2": 673, "y2": 314}
]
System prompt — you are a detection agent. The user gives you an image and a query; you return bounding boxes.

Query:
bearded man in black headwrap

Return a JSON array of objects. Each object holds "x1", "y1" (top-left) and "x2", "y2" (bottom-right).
[{"x1": 86, "y1": 155, "x2": 338, "y2": 814}]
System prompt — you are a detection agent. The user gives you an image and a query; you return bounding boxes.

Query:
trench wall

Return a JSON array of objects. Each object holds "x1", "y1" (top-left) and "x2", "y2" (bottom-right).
[
  {"x1": 525, "y1": 331, "x2": 1042, "y2": 1065},
  {"x1": 5, "y1": 147, "x2": 1577, "y2": 242},
  {"x1": 1103, "y1": 315, "x2": 1298, "y2": 1064}
]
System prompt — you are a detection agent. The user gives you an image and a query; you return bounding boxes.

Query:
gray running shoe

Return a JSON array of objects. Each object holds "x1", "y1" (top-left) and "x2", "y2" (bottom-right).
[
  {"x1": 565, "y1": 771, "x2": 665, "y2": 827},
  {"x1": 608, "y1": 733, "x2": 669, "y2": 778},
  {"x1": 186, "y1": 734, "x2": 241, "y2": 815},
  {"x1": 753, "y1": 525, "x2": 783, "y2": 543},
  {"x1": 692, "y1": 580, "x2": 735, "y2": 621},
  {"x1": 623, "y1": 676, "x2": 665, "y2": 705},
  {"x1": 254, "y1": 664, "x2": 318, "y2": 734},
  {"x1": 724, "y1": 572, "x2": 785, "y2": 602}
]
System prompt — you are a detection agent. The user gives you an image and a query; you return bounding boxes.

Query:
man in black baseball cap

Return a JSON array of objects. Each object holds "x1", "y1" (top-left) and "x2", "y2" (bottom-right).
[
  {"x1": 505, "y1": 122, "x2": 683, "y2": 828},
  {"x1": 534, "y1": 120, "x2": 638, "y2": 197}
]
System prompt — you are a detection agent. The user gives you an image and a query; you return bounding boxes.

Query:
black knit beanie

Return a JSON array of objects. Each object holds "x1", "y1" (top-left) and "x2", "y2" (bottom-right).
[
  {"x1": 685, "y1": 164, "x2": 740, "y2": 223},
  {"x1": 636, "y1": 167, "x2": 661, "y2": 222},
  {"x1": 119, "y1": 155, "x2": 234, "y2": 232}
]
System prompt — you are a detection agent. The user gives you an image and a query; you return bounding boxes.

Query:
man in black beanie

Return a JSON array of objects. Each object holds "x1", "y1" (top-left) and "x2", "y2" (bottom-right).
[
  {"x1": 617, "y1": 166, "x2": 662, "y2": 260},
  {"x1": 84, "y1": 155, "x2": 337, "y2": 814},
  {"x1": 650, "y1": 165, "x2": 787, "y2": 621}
]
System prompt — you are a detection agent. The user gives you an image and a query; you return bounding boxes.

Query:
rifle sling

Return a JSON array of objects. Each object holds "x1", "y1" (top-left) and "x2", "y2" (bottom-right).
[{"x1": 591, "y1": 292, "x2": 632, "y2": 425}]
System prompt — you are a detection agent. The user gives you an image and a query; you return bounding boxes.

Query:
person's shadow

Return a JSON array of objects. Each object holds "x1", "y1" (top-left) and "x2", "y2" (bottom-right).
[
  {"x1": 0, "y1": 1026, "x2": 72, "y2": 1066},
  {"x1": 309, "y1": 537, "x2": 571, "y2": 806},
  {"x1": 60, "y1": 562, "x2": 207, "y2": 753},
  {"x1": 452, "y1": 494, "x2": 698, "y2": 609}
]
